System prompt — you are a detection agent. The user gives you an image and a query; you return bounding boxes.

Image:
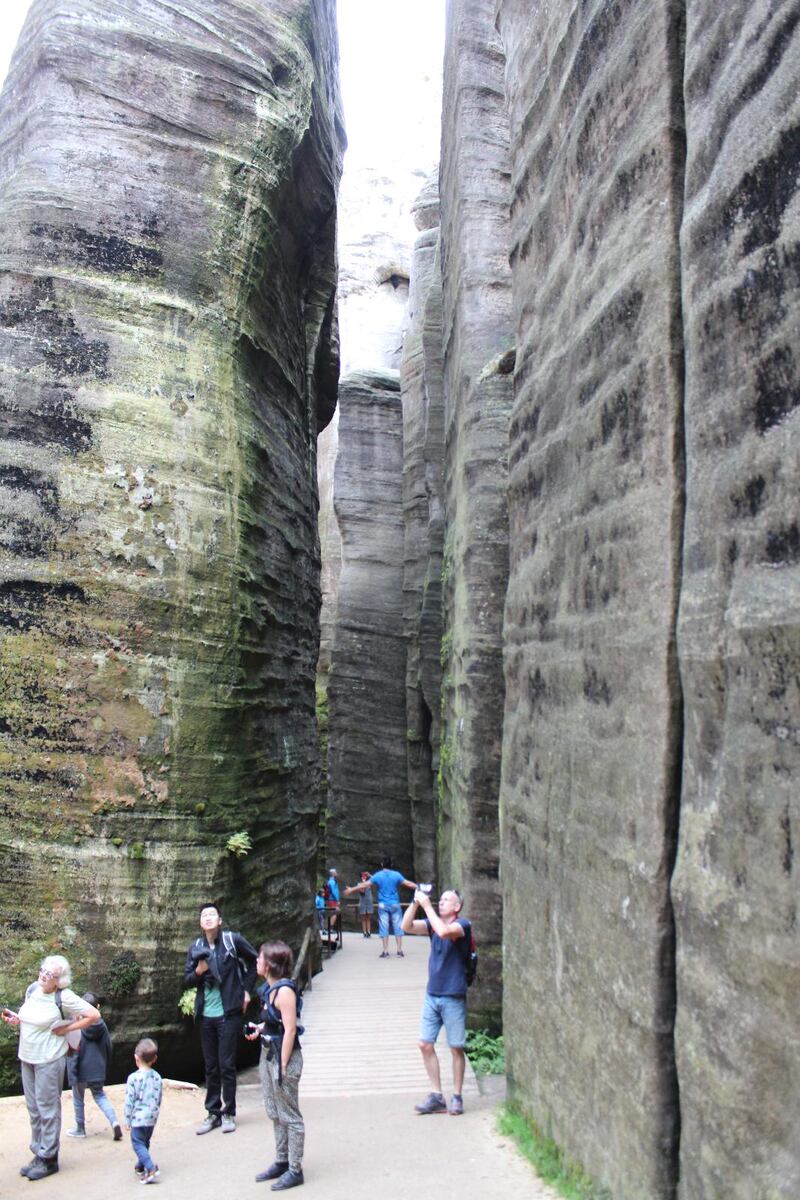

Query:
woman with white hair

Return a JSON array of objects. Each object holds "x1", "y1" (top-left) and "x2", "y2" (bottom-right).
[{"x1": 1, "y1": 954, "x2": 100, "y2": 1181}]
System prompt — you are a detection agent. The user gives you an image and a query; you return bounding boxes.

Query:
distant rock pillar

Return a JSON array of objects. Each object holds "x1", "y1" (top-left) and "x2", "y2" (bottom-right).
[
  {"x1": 326, "y1": 370, "x2": 412, "y2": 882},
  {"x1": 401, "y1": 171, "x2": 444, "y2": 888}
]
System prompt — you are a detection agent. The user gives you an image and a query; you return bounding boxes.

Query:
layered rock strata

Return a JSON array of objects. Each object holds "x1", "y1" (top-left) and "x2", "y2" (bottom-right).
[
  {"x1": 0, "y1": 0, "x2": 343, "y2": 1086},
  {"x1": 326, "y1": 370, "x2": 412, "y2": 883},
  {"x1": 437, "y1": 0, "x2": 513, "y2": 1028},
  {"x1": 496, "y1": 1, "x2": 685, "y2": 1195},
  {"x1": 400, "y1": 173, "x2": 444, "y2": 888},
  {"x1": 673, "y1": 5, "x2": 800, "y2": 1196}
]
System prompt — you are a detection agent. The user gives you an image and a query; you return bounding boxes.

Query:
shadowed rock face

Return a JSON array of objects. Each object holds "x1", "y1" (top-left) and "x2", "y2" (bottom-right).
[
  {"x1": 401, "y1": 172, "x2": 444, "y2": 888},
  {"x1": 0, "y1": 0, "x2": 343, "y2": 1086},
  {"x1": 496, "y1": 0, "x2": 684, "y2": 1195},
  {"x1": 437, "y1": 0, "x2": 513, "y2": 1029},
  {"x1": 326, "y1": 370, "x2": 412, "y2": 883},
  {"x1": 674, "y1": 5, "x2": 800, "y2": 1197}
]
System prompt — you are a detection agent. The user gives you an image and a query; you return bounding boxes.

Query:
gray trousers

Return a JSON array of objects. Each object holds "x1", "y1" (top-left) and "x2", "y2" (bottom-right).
[
  {"x1": 259, "y1": 1046, "x2": 304, "y2": 1172},
  {"x1": 21, "y1": 1056, "x2": 67, "y2": 1161}
]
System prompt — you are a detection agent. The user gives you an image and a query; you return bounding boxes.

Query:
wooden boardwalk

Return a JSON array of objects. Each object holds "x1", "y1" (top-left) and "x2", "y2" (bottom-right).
[{"x1": 290, "y1": 929, "x2": 481, "y2": 1099}]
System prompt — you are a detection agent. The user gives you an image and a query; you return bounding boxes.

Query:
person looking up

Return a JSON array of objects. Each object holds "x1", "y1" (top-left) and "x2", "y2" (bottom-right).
[{"x1": 183, "y1": 902, "x2": 257, "y2": 1134}]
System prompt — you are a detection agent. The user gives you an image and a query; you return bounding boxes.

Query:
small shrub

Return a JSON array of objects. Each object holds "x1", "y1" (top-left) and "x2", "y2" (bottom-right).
[
  {"x1": 465, "y1": 1028, "x2": 505, "y2": 1075},
  {"x1": 195, "y1": 802, "x2": 206, "y2": 816},
  {"x1": 178, "y1": 987, "x2": 197, "y2": 1017},
  {"x1": 106, "y1": 951, "x2": 142, "y2": 999},
  {"x1": 226, "y1": 830, "x2": 252, "y2": 858},
  {"x1": 129, "y1": 842, "x2": 145, "y2": 860}
]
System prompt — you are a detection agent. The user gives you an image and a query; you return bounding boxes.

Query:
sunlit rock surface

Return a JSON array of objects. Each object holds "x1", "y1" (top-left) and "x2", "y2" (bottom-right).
[
  {"x1": 0, "y1": 0, "x2": 343, "y2": 1086},
  {"x1": 326, "y1": 369, "x2": 411, "y2": 882},
  {"x1": 401, "y1": 171, "x2": 444, "y2": 888},
  {"x1": 674, "y1": 4, "x2": 800, "y2": 1196},
  {"x1": 437, "y1": 0, "x2": 513, "y2": 1028}
]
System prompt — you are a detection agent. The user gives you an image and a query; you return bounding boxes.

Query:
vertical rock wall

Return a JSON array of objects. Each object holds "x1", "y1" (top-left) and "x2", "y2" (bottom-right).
[
  {"x1": 492, "y1": 0, "x2": 800, "y2": 1196},
  {"x1": 401, "y1": 173, "x2": 444, "y2": 887},
  {"x1": 496, "y1": 1, "x2": 685, "y2": 1195},
  {"x1": 437, "y1": 0, "x2": 513, "y2": 1028},
  {"x1": 674, "y1": 4, "x2": 800, "y2": 1197},
  {"x1": 326, "y1": 370, "x2": 411, "y2": 882},
  {"x1": 0, "y1": 0, "x2": 343, "y2": 1085}
]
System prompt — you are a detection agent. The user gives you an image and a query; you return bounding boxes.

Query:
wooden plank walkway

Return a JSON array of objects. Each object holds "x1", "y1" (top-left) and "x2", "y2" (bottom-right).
[{"x1": 289, "y1": 929, "x2": 481, "y2": 1099}]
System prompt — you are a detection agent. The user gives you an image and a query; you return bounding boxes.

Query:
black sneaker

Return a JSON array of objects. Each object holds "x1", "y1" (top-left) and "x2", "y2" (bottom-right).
[
  {"x1": 271, "y1": 1168, "x2": 304, "y2": 1191},
  {"x1": 196, "y1": 1113, "x2": 222, "y2": 1135},
  {"x1": 255, "y1": 1161, "x2": 289, "y2": 1182},
  {"x1": 26, "y1": 1157, "x2": 59, "y2": 1181},
  {"x1": 414, "y1": 1091, "x2": 447, "y2": 1114}
]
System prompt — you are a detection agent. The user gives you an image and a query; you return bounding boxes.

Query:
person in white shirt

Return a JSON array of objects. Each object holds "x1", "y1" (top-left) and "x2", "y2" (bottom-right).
[{"x1": 2, "y1": 955, "x2": 99, "y2": 1181}]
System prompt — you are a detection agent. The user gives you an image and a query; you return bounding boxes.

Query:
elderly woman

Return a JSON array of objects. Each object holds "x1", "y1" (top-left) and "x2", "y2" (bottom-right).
[{"x1": 1, "y1": 955, "x2": 100, "y2": 1181}]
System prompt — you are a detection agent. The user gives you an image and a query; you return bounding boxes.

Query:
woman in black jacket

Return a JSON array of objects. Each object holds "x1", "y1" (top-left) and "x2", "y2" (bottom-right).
[{"x1": 67, "y1": 992, "x2": 122, "y2": 1140}]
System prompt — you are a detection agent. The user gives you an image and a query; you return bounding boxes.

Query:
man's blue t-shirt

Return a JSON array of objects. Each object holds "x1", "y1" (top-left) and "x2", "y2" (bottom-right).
[
  {"x1": 367, "y1": 869, "x2": 405, "y2": 907},
  {"x1": 426, "y1": 918, "x2": 469, "y2": 997},
  {"x1": 328, "y1": 877, "x2": 340, "y2": 902}
]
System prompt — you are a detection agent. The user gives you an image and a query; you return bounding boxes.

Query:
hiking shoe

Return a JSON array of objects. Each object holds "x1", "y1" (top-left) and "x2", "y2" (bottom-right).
[
  {"x1": 196, "y1": 1113, "x2": 222, "y2": 1135},
  {"x1": 26, "y1": 1157, "x2": 59, "y2": 1181},
  {"x1": 67, "y1": 1125, "x2": 86, "y2": 1138},
  {"x1": 142, "y1": 1166, "x2": 160, "y2": 1184},
  {"x1": 271, "y1": 1168, "x2": 304, "y2": 1191},
  {"x1": 113, "y1": 1123, "x2": 123, "y2": 1141},
  {"x1": 414, "y1": 1091, "x2": 446, "y2": 1114},
  {"x1": 449, "y1": 1093, "x2": 464, "y2": 1115},
  {"x1": 396, "y1": 950, "x2": 404, "y2": 957},
  {"x1": 379, "y1": 951, "x2": 389, "y2": 959},
  {"x1": 221, "y1": 1114, "x2": 236, "y2": 1133},
  {"x1": 20, "y1": 1157, "x2": 41, "y2": 1178},
  {"x1": 134, "y1": 1165, "x2": 145, "y2": 1177},
  {"x1": 256, "y1": 1161, "x2": 289, "y2": 1182}
]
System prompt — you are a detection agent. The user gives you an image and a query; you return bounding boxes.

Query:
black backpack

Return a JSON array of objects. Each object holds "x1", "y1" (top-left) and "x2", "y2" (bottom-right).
[{"x1": 462, "y1": 921, "x2": 478, "y2": 987}]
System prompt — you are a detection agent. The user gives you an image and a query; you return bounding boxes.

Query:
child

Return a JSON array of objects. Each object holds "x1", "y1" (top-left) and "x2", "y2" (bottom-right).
[
  {"x1": 124, "y1": 1037, "x2": 162, "y2": 1184},
  {"x1": 67, "y1": 991, "x2": 123, "y2": 1140},
  {"x1": 315, "y1": 888, "x2": 326, "y2": 931}
]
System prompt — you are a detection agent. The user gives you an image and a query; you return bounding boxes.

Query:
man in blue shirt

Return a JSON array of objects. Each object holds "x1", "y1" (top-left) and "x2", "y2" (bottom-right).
[
  {"x1": 347, "y1": 856, "x2": 416, "y2": 958},
  {"x1": 401, "y1": 887, "x2": 469, "y2": 1115}
]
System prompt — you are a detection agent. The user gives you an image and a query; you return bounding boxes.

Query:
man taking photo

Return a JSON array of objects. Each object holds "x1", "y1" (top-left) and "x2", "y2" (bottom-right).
[
  {"x1": 401, "y1": 887, "x2": 470, "y2": 1116},
  {"x1": 184, "y1": 903, "x2": 258, "y2": 1135}
]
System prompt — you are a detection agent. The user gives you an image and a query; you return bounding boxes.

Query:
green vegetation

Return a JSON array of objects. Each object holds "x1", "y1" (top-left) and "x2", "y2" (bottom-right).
[
  {"x1": 226, "y1": 830, "x2": 252, "y2": 858},
  {"x1": 440, "y1": 629, "x2": 453, "y2": 666},
  {"x1": 106, "y1": 951, "x2": 142, "y2": 999},
  {"x1": 129, "y1": 841, "x2": 146, "y2": 860},
  {"x1": 498, "y1": 1103, "x2": 612, "y2": 1200},
  {"x1": 465, "y1": 1028, "x2": 505, "y2": 1075},
  {"x1": 178, "y1": 987, "x2": 197, "y2": 1017}
]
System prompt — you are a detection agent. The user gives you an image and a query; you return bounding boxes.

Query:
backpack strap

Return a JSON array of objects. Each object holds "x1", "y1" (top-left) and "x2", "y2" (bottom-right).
[{"x1": 222, "y1": 930, "x2": 245, "y2": 990}]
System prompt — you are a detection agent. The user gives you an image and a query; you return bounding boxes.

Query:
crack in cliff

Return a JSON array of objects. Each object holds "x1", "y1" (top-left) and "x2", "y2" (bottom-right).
[{"x1": 662, "y1": 3, "x2": 688, "y2": 1196}]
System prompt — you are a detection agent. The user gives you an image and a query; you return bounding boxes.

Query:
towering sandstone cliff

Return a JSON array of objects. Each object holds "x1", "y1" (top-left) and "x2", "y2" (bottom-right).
[
  {"x1": 435, "y1": 0, "x2": 514, "y2": 1029},
  {"x1": 490, "y1": 0, "x2": 800, "y2": 1196},
  {"x1": 0, "y1": 0, "x2": 343, "y2": 1085}
]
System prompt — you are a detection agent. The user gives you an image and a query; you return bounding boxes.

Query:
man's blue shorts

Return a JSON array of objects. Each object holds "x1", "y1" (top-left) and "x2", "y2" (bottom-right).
[
  {"x1": 420, "y1": 993, "x2": 467, "y2": 1049},
  {"x1": 377, "y1": 903, "x2": 403, "y2": 938}
]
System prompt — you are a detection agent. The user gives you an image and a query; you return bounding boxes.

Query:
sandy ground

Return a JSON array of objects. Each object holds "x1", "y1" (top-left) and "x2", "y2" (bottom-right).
[
  {"x1": 1, "y1": 934, "x2": 557, "y2": 1197},
  {"x1": 0, "y1": 1079, "x2": 560, "y2": 1198}
]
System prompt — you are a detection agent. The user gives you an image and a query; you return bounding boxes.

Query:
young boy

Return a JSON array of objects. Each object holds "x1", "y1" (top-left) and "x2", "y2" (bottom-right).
[
  {"x1": 124, "y1": 1038, "x2": 162, "y2": 1184},
  {"x1": 67, "y1": 991, "x2": 122, "y2": 1140}
]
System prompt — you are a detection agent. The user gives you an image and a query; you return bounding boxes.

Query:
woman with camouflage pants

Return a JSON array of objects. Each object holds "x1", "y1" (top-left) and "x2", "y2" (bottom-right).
[{"x1": 248, "y1": 941, "x2": 304, "y2": 1191}]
